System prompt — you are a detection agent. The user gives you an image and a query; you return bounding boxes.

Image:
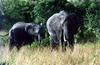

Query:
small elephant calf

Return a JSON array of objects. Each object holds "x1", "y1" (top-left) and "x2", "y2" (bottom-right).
[{"x1": 9, "y1": 22, "x2": 45, "y2": 51}]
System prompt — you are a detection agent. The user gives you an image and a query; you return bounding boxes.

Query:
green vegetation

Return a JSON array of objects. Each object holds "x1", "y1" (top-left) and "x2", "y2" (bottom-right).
[
  {"x1": 1, "y1": 0, "x2": 100, "y2": 41},
  {"x1": 0, "y1": 0, "x2": 100, "y2": 44},
  {"x1": 0, "y1": 31, "x2": 8, "y2": 45}
]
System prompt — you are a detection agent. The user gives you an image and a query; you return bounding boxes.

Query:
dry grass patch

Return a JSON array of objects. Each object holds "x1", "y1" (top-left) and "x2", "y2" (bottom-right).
[{"x1": 0, "y1": 42, "x2": 100, "y2": 65}]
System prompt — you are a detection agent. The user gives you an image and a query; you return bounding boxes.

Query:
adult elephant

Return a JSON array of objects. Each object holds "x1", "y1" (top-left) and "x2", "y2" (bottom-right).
[
  {"x1": 9, "y1": 22, "x2": 44, "y2": 51},
  {"x1": 46, "y1": 10, "x2": 83, "y2": 51},
  {"x1": 46, "y1": 10, "x2": 68, "y2": 50}
]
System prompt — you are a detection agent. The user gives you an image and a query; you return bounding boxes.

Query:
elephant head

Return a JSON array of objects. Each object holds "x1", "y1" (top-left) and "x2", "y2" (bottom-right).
[
  {"x1": 25, "y1": 23, "x2": 35, "y2": 35},
  {"x1": 25, "y1": 22, "x2": 45, "y2": 42}
]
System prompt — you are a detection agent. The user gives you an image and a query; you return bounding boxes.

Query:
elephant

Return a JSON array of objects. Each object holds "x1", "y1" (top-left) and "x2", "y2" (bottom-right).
[
  {"x1": 8, "y1": 22, "x2": 45, "y2": 51},
  {"x1": 46, "y1": 10, "x2": 68, "y2": 50},
  {"x1": 46, "y1": 10, "x2": 84, "y2": 51}
]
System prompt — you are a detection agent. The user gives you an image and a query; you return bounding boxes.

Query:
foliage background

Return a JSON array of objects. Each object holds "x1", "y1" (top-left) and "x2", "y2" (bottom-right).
[{"x1": 0, "y1": 0, "x2": 100, "y2": 44}]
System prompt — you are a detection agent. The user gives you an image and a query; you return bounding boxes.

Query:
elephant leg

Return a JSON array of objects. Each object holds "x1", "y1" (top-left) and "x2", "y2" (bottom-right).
[
  {"x1": 38, "y1": 34, "x2": 41, "y2": 43},
  {"x1": 62, "y1": 29, "x2": 68, "y2": 51},
  {"x1": 61, "y1": 34, "x2": 68, "y2": 51},
  {"x1": 16, "y1": 45, "x2": 21, "y2": 51},
  {"x1": 50, "y1": 33, "x2": 59, "y2": 51},
  {"x1": 61, "y1": 31, "x2": 66, "y2": 51},
  {"x1": 34, "y1": 35, "x2": 38, "y2": 42},
  {"x1": 56, "y1": 30, "x2": 63, "y2": 50},
  {"x1": 9, "y1": 37, "x2": 15, "y2": 51},
  {"x1": 16, "y1": 44, "x2": 22, "y2": 51},
  {"x1": 68, "y1": 33, "x2": 75, "y2": 51},
  {"x1": 16, "y1": 41, "x2": 23, "y2": 51}
]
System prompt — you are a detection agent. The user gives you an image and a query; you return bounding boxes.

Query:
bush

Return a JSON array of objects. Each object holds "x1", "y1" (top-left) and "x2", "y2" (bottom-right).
[
  {"x1": 2, "y1": 0, "x2": 34, "y2": 24},
  {"x1": 2, "y1": 0, "x2": 100, "y2": 44},
  {"x1": 33, "y1": 0, "x2": 76, "y2": 23},
  {"x1": 0, "y1": 36, "x2": 8, "y2": 45},
  {"x1": 76, "y1": 1, "x2": 100, "y2": 42},
  {"x1": 30, "y1": 37, "x2": 50, "y2": 48}
]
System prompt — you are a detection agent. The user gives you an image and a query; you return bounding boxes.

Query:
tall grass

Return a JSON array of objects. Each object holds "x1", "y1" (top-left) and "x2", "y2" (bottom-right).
[{"x1": 0, "y1": 42, "x2": 100, "y2": 65}]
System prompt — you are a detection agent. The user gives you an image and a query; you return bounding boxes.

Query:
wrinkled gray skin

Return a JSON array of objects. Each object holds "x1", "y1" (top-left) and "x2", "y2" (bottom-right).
[
  {"x1": 9, "y1": 22, "x2": 43, "y2": 51},
  {"x1": 46, "y1": 10, "x2": 68, "y2": 50},
  {"x1": 47, "y1": 10, "x2": 83, "y2": 51},
  {"x1": 33, "y1": 23, "x2": 45, "y2": 42}
]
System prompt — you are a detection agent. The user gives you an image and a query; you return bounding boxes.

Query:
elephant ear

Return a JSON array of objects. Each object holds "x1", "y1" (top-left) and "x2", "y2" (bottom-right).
[{"x1": 25, "y1": 24, "x2": 35, "y2": 35}]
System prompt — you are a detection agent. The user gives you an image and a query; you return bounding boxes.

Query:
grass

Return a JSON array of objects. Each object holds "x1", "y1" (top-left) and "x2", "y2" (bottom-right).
[
  {"x1": 0, "y1": 31, "x2": 8, "y2": 46},
  {"x1": 0, "y1": 42, "x2": 100, "y2": 65}
]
